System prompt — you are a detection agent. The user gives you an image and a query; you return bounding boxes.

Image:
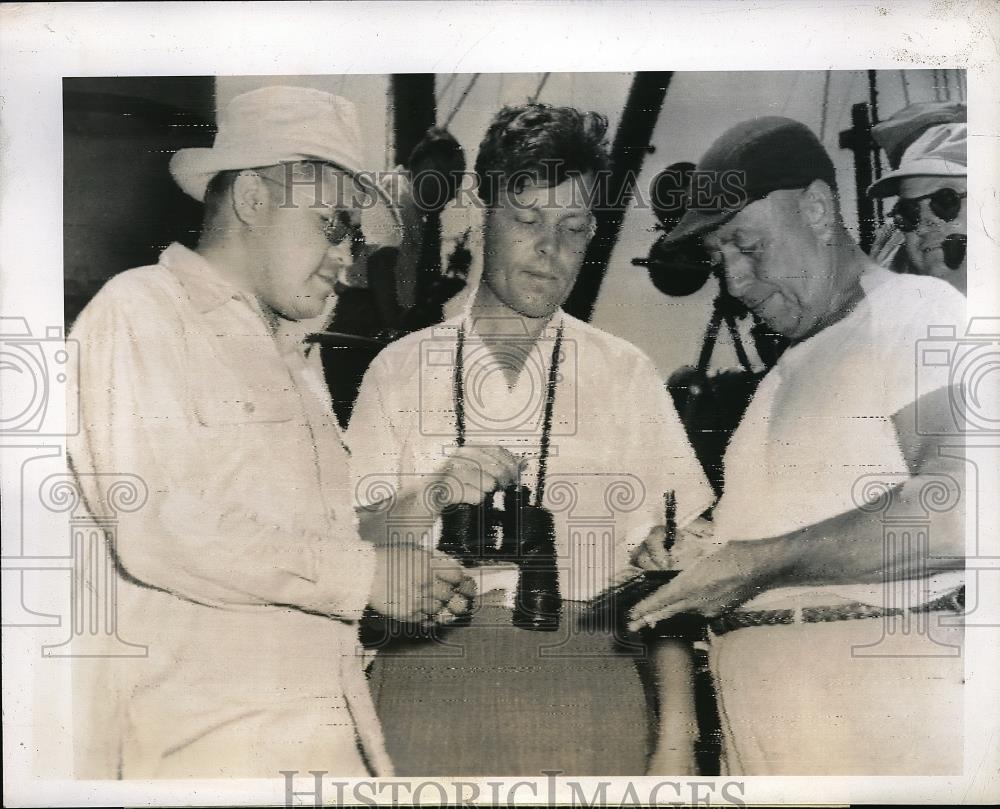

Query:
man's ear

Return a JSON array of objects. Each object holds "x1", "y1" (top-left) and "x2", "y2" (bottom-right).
[
  {"x1": 230, "y1": 171, "x2": 270, "y2": 226},
  {"x1": 799, "y1": 179, "x2": 837, "y2": 242}
]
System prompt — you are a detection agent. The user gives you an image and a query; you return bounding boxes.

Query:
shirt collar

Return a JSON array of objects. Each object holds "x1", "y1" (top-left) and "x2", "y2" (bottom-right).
[
  {"x1": 464, "y1": 307, "x2": 565, "y2": 341},
  {"x1": 159, "y1": 242, "x2": 245, "y2": 315}
]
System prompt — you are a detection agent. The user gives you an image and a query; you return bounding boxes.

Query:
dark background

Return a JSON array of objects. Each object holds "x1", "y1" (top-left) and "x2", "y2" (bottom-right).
[{"x1": 63, "y1": 77, "x2": 216, "y2": 328}]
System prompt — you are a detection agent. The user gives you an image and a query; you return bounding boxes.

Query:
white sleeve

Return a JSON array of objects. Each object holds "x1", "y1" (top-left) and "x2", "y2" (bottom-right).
[
  {"x1": 620, "y1": 354, "x2": 716, "y2": 551},
  {"x1": 67, "y1": 280, "x2": 375, "y2": 618},
  {"x1": 883, "y1": 279, "x2": 967, "y2": 417},
  {"x1": 346, "y1": 352, "x2": 406, "y2": 509}
]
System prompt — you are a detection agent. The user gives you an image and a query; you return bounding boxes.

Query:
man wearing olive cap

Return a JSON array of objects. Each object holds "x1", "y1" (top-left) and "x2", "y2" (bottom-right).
[
  {"x1": 68, "y1": 86, "x2": 471, "y2": 778},
  {"x1": 630, "y1": 116, "x2": 966, "y2": 774}
]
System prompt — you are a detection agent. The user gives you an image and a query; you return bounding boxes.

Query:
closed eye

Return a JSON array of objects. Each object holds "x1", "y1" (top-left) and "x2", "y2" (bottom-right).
[{"x1": 562, "y1": 218, "x2": 592, "y2": 234}]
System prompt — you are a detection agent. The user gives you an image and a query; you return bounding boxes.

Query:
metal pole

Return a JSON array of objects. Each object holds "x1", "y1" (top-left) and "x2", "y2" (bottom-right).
[{"x1": 563, "y1": 71, "x2": 671, "y2": 322}]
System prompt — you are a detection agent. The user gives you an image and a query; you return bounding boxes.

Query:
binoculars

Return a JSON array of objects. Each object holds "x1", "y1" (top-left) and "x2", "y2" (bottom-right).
[{"x1": 438, "y1": 485, "x2": 561, "y2": 631}]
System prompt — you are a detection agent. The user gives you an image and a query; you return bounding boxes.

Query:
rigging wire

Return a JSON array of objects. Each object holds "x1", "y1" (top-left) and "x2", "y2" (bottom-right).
[
  {"x1": 437, "y1": 73, "x2": 458, "y2": 103},
  {"x1": 529, "y1": 72, "x2": 551, "y2": 103},
  {"x1": 443, "y1": 73, "x2": 481, "y2": 129},
  {"x1": 942, "y1": 69, "x2": 952, "y2": 101},
  {"x1": 780, "y1": 72, "x2": 803, "y2": 115},
  {"x1": 899, "y1": 69, "x2": 911, "y2": 106}
]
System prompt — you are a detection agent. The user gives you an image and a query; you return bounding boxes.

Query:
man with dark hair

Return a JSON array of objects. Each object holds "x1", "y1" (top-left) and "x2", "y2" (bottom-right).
[
  {"x1": 67, "y1": 86, "x2": 471, "y2": 779},
  {"x1": 347, "y1": 102, "x2": 713, "y2": 775},
  {"x1": 473, "y1": 103, "x2": 611, "y2": 206},
  {"x1": 631, "y1": 116, "x2": 966, "y2": 775}
]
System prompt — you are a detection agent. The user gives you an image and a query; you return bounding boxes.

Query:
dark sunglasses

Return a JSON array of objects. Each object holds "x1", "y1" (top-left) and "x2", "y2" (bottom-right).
[
  {"x1": 890, "y1": 188, "x2": 967, "y2": 233},
  {"x1": 322, "y1": 209, "x2": 365, "y2": 253},
  {"x1": 255, "y1": 170, "x2": 365, "y2": 251}
]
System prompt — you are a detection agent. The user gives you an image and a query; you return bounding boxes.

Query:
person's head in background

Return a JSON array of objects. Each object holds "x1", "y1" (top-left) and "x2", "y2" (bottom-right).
[
  {"x1": 407, "y1": 126, "x2": 467, "y2": 214},
  {"x1": 472, "y1": 103, "x2": 610, "y2": 323},
  {"x1": 869, "y1": 121, "x2": 968, "y2": 294}
]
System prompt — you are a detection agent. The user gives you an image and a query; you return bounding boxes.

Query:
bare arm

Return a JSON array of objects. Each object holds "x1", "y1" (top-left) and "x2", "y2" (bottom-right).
[
  {"x1": 631, "y1": 385, "x2": 965, "y2": 626},
  {"x1": 645, "y1": 638, "x2": 699, "y2": 774}
]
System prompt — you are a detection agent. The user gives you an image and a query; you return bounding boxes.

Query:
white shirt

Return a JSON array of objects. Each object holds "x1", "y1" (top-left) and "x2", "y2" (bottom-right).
[
  {"x1": 347, "y1": 309, "x2": 715, "y2": 602},
  {"x1": 712, "y1": 267, "x2": 966, "y2": 609},
  {"x1": 67, "y1": 243, "x2": 389, "y2": 776}
]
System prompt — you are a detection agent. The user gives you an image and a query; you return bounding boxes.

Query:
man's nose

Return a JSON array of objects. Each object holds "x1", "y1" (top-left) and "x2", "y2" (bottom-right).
[
  {"x1": 722, "y1": 259, "x2": 755, "y2": 299},
  {"x1": 916, "y1": 199, "x2": 941, "y2": 231},
  {"x1": 534, "y1": 228, "x2": 558, "y2": 257},
  {"x1": 325, "y1": 239, "x2": 354, "y2": 269}
]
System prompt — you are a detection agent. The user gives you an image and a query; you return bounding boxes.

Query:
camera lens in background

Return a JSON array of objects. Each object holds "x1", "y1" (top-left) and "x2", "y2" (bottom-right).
[{"x1": 643, "y1": 235, "x2": 714, "y2": 297}]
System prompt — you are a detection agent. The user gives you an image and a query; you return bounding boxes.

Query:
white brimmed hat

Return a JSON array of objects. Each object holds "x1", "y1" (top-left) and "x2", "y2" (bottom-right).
[
  {"x1": 868, "y1": 122, "x2": 967, "y2": 199},
  {"x1": 170, "y1": 85, "x2": 370, "y2": 201}
]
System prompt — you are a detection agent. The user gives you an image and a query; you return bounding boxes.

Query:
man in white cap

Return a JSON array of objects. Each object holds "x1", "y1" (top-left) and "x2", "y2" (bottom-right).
[
  {"x1": 869, "y1": 122, "x2": 968, "y2": 294},
  {"x1": 68, "y1": 85, "x2": 472, "y2": 779}
]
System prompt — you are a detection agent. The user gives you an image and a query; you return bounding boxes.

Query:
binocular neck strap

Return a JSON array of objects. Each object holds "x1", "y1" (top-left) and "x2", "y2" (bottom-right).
[{"x1": 452, "y1": 320, "x2": 565, "y2": 506}]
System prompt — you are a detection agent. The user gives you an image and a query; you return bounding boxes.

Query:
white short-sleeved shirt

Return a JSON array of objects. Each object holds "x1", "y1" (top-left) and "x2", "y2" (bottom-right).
[
  {"x1": 347, "y1": 309, "x2": 715, "y2": 602},
  {"x1": 712, "y1": 267, "x2": 967, "y2": 609}
]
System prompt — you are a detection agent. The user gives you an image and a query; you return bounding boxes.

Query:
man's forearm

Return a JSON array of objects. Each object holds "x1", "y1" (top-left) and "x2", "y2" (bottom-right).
[{"x1": 742, "y1": 470, "x2": 964, "y2": 594}]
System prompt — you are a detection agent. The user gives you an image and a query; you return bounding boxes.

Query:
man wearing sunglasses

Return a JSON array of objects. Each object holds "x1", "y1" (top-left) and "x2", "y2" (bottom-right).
[
  {"x1": 630, "y1": 116, "x2": 967, "y2": 775},
  {"x1": 869, "y1": 122, "x2": 968, "y2": 294},
  {"x1": 67, "y1": 86, "x2": 471, "y2": 779}
]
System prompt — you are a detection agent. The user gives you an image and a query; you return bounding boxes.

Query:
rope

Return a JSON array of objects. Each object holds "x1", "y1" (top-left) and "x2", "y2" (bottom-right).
[
  {"x1": 437, "y1": 73, "x2": 458, "y2": 104},
  {"x1": 529, "y1": 72, "x2": 550, "y2": 104},
  {"x1": 443, "y1": 73, "x2": 480, "y2": 129},
  {"x1": 899, "y1": 69, "x2": 911, "y2": 106}
]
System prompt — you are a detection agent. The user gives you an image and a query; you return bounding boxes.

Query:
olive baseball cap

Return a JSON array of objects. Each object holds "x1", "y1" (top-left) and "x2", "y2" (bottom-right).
[{"x1": 663, "y1": 116, "x2": 835, "y2": 246}]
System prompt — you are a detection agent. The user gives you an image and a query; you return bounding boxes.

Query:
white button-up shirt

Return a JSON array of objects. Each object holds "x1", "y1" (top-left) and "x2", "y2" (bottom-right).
[
  {"x1": 347, "y1": 309, "x2": 714, "y2": 602},
  {"x1": 67, "y1": 243, "x2": 389, "y2": 777}
]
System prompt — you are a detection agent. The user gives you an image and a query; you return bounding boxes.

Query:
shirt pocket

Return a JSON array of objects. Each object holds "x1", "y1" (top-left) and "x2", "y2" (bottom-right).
[
  {"x1": 184, "y1": 331, "x2": 301, "y2": 426},
  {"x1": 192, "y1": 383, "x2": 300, "y2": 425}
]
